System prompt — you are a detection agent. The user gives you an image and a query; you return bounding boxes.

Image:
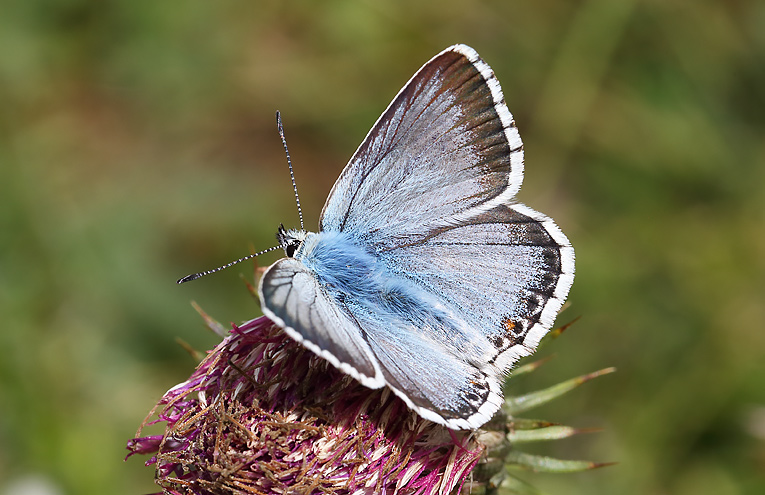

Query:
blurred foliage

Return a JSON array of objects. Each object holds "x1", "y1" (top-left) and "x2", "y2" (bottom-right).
[{"x1": 1, "y1": 1, "x2": 764, "y2": 494}]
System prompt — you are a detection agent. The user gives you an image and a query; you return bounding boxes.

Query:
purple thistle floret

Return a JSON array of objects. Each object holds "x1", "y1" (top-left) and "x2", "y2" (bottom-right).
[{"x1": 127, "y1": 316, "x2": 484, "y2": 494}]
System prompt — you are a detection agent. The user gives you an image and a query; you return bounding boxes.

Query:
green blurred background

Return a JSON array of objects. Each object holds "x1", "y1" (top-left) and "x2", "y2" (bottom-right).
[{"x1": 1, "y1": 1, "x2": 764, "y2": 494}]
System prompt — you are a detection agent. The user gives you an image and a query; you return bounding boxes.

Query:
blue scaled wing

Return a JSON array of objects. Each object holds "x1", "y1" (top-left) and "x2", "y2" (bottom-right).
[
  {"x1": 259, "y1": 257, "x2": 384, "y2": 389},
  {"x1": 320, "y1": 44, "x2": 526, "y2": 249},
  {"x1": 379, "y1": 202, "x2": 575, "y2": 375}
]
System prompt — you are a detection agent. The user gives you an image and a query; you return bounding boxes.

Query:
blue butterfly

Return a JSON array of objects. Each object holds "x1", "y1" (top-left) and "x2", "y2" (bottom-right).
[{"x1": 189, "y1": 44, "x2": 574, "y2": 430}]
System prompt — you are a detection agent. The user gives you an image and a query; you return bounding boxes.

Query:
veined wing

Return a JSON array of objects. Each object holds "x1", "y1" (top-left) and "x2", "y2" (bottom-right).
[
  {"x1": 380, "y1": 202, "x2": 575, "y2": 374},
  {"x1": 320, "y1": 44, "x2": 524, "y2": 250},
  {"x1": 258, "y1": 257, "x2": 384, "y2": 389},
  {"x1": 340, "y1": 301, "x2": 503, "y2": 430}
]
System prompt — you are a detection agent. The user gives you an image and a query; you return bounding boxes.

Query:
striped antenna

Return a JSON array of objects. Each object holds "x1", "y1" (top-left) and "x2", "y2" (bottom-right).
[
  {"x1": 178, "y1": 113, "x2": 302, "y2": 285},
  {"x1": 176, "y1": 245, "x2": 281, "y2": 284},
  {"x1": 276, "y1": 111, "x2": 304, "y2": 230}
]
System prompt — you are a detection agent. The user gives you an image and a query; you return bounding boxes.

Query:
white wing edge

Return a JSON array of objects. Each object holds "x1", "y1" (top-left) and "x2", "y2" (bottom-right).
[
  {"x1": 492, "y1": 202, "x2": 576, "y2": 372},
  {"x1": 440, "y1": 47, "x2": 576, "y2": 381},
  {"x1": 384, "y1": 372, "x2": 505, "y2": 430},
  {"x1": 451, "y1": 44, "x2": 525, "y2": 199}
]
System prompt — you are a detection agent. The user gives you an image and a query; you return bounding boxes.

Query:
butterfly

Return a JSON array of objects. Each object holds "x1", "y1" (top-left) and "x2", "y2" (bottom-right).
[{"x1": 185, "y1": 44, "x2": 574, "y2": 430}]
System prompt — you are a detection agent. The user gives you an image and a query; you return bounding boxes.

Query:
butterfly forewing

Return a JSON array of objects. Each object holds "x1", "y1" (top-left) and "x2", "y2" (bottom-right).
[
  {"x1": 259, "y1": 257, "x2": 384, "y2": 389},
  {"x1": 320, "y1": 45, "x2": 524, "y2": 250}
]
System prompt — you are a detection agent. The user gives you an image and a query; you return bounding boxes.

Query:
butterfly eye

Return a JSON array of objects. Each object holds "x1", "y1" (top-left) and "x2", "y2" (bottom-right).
[{"x1": 285, "y1": 241, "x2": 299, "y2": 258}]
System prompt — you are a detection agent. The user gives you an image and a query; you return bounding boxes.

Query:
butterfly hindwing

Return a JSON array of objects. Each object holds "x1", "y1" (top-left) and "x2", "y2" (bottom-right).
[
  {"x1": 380, "y1": 202, "x2": 574, "y2": 373},
  {"x1": 339, "y1": 303, "x2": 502, "y2": 429}
]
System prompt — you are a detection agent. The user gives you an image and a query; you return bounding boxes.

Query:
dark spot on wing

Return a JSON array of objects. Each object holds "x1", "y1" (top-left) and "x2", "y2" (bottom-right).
[
  {"x1": 503, "y1": 318, "x2": 516, "y2": 333},
  {"x1": 452, "y1": 374, "x2": 491, "y2": 417},
  {"x1": 498, "y1": 316, "x2": 527, "y2": 348}
]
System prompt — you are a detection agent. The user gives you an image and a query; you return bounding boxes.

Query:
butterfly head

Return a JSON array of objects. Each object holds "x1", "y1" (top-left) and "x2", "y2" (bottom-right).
[{"x1": 277, "y1": 224, "x2": 307, "y2": 258}]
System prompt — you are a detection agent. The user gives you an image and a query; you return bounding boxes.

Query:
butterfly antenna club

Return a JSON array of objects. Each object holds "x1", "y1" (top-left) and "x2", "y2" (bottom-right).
[
  {"x1": 177, "y1": 245, "x2": 281, "y2": 284},
  {"x1": 276, "y1": 111, "x2": 304, "y2": 230}
]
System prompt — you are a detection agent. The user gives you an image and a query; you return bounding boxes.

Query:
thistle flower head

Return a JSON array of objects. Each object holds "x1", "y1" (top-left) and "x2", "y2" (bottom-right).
[{"x1": 127, "y1": 316, "x2": 484, "y2": 494}]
